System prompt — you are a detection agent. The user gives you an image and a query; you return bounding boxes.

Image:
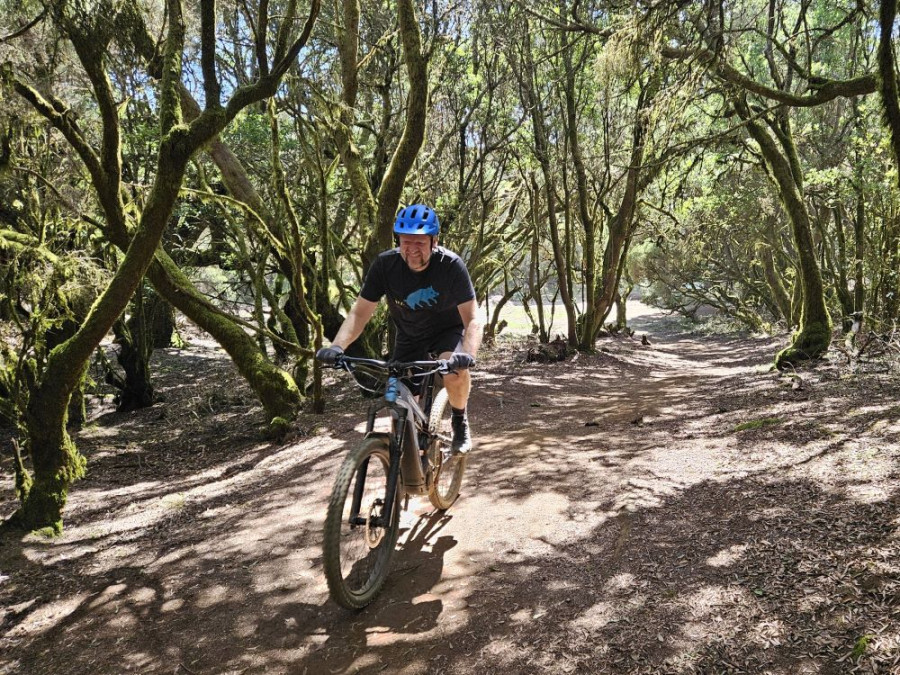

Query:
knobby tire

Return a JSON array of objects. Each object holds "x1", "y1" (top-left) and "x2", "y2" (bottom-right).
[
  {"x1": 322, "y1": 437, "x2": 400, "y2": 609},
  {"x1": 427, "y1": 387, "x2": 467, "y2": 510}
]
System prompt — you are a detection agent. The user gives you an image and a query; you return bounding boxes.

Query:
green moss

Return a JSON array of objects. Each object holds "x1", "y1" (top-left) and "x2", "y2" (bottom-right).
[
  {"x1": 734, "y1": 418, "x2": 782, "y2": 432},
  {"x1": 21, "y1": 481, "x2": 66, "y2": 534},
  {"x1": 33, "y1": 525, "x2": 62, "y2": 538},
  {"x1": 850, "y1": 634, "x2": 873, "y2": 659},
  {"x1": 14, "y1": 468, "x2": 32, "y2": 503},
  {"x1": 775, "y1": 319, "x2": 832, "y2": 370},
  {"x1": 19, "y1": 435, "x2": 85, "y2": 533},
  {"x1": 266, "y1": 416, "x2": 292, "y2": 441}
]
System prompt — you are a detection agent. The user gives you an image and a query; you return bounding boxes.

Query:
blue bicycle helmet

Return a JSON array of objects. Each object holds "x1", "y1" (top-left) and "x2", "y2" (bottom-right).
[{"x1": 393, "y1": 203, "x2": 440, "y2": 236}]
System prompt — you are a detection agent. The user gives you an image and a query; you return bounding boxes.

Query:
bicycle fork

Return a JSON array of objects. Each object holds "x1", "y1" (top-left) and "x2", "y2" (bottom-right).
[{"x1": 348, "y1": 408, "x2": 413, "y2": 532}]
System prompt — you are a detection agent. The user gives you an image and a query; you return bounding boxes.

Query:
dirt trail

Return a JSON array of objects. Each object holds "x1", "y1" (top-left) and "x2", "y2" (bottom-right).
[{"x1": 2, "y1": 311, "x2": 899, "y2": 674}]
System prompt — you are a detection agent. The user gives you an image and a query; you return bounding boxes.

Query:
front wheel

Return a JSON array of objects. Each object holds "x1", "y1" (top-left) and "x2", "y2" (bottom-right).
[
  {"x1": 322, "y1": 437, "x2": 400, "y2": 609},
  {"x1": 427, "y1": 388, "x2": 467, "y2": 510}
]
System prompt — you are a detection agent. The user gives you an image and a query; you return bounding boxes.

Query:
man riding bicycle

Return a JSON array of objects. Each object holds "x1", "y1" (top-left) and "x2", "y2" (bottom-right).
[{"x1": 317, "y1": 203, "x2": 482, "y2": 454}]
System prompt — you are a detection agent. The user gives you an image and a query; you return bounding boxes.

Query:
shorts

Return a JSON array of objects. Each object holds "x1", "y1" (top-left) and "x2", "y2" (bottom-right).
[
  {"x1": 391, "y1": 329, "x2": 464, "y2": 362},
  {"x1": 391, "y1": 329, "x2": 463, "y2": 395}
]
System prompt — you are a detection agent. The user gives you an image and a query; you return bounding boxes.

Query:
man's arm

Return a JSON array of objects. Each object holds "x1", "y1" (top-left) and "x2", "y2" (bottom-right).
[
  {"x1": 458, "y1": 299, "x2": 483, "y2": 357},
  {"x1": 331, "y1": 297, "x2": 379, "y2": 350}
]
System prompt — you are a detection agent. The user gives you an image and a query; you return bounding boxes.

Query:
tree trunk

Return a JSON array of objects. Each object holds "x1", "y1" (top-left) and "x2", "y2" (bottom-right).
[
  {"x1": 878, "y1": 0, "x2": 900, "y2": 188},
  {"x1": 734, "y1": 98, "x2": 831, "y2": 368},
  {"x1": 117, "y1": 284, "x2": 180, "y2": 410},
  {"x1": 527, "y1": 178, "x2": 549, "y2": 343},
  {"x1": 588, "y1": 81, "x2": 657, "y2": 342},
  {"x1": 560, "y1": 9, "x2": 598, "y2": 351},
  {"x1": 756, "y1": 237, "x2": 793, "y2": 325},
  {"x1": 149, "y1": 291, "x2": 178, "y2": 348},
  {"x1": 614, "y1": 292, "x2": 627, "y2": 331},
  {"x1": 519, "y1": 28, "x2": 578, "y2": 345},
  {"x1": 831, "y1": 206, "x2": 856, "y2": 332},
  {"x1": 13, "y1": 0, "x2": 320, "y2": 530},
  {"x1": 484, "y1": 274, "x2": 518, "y2": 345},
  {"x1": 113, "y1": 328, "x2": 155, "y2": 412}
]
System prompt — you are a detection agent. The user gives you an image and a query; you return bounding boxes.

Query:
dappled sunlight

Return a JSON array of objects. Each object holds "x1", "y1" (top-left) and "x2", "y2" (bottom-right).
[
  {"x1": 569, "y1": 600, "x2": 618, "y2": 631},
  {"x1": 846, "y1": 403, "x2": 900, "y2": 418},
  {"x1": 785, "y1": 439, "x2": 899, "y2": 503},
  {"x1": 4, "y1": 319, "x2": 900, "y2": 673},
  {"x1": 54, "y1": 436, "x2": 344, "y2": 566},
  {"x1": 448, "y1": 492, "x2": 581, "y2": 558},
  {"x1": 2, "y1": 593, "x2": 89, "y2": 640},
  {"x1": 706, "y1": 544, "x2": 748, "y2": 567},
  {"x1": 614, "y1": 476, "x2": 689, "y2": 512}
]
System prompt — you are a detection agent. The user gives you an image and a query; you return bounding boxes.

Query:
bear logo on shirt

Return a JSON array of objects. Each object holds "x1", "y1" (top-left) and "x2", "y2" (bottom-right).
[{"x1": 404, "y1": 286, "x2": 439, "y2": 309}]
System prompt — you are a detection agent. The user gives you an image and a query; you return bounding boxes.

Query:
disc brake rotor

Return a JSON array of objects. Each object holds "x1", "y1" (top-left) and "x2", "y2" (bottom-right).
[{"x1": 365, "y1": 499, "x2": 385, "y2": 548}]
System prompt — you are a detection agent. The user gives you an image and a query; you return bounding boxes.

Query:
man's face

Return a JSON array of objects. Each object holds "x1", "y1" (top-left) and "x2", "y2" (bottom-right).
[{"x1": 398, "y1": 234, "x2": 435, "y2": 272}]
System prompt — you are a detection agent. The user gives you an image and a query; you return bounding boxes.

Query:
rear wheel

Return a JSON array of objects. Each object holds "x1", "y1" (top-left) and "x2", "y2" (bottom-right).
[
  {"x1": 322, "y1": 437, "x2": 400, "y2": 609},
  {"x1": 427, "y1": 388, "x2": 467, "y2": 510}
]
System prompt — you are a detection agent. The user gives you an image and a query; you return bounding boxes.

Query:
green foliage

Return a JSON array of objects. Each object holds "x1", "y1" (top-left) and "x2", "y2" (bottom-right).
[
  {"x1": 639, "y1": 165, "x2": 786, "y2": 331},
  {"x1": 0, "y1": 228, "x2": 108, "y2": 431}
]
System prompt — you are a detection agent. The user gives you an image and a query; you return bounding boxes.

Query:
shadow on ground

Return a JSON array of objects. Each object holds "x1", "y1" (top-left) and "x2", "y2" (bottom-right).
[{"x1": 2, "y1": 320, "x2": 899, "y2": 674}]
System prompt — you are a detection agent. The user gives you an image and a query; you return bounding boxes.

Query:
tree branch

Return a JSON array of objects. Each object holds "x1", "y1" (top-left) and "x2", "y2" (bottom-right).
[
  {"x1": 200, "y1": 0, "x2": 221, "y2": 108},
  {"x1": 661, "y1": 46, "x2": 876, "y2": 107},
  {"x1": 0, "y1": 9, "x2": 47, "y2": 43}
]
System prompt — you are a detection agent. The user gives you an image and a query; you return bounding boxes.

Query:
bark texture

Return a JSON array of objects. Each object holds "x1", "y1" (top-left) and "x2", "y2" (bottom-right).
[{"x1": 733, "y1": 98, "x2": 832, "y2": 368}]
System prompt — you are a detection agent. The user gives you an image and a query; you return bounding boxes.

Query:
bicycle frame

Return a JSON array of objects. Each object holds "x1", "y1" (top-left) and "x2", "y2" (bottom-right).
[
  {"x1": 345, "y1": 362, "x2": 443, "y2": 532},
  {"x1": 322, "y1": 353, "x2": 469, "y2": 609}
]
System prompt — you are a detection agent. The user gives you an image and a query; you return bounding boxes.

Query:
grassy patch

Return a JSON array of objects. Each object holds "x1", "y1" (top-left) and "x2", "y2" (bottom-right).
[
  {"x1": 733, "y1": 417, "x2": 782, "y2": 432},
  {"x1": 850, "y1": 634, "x2": 873, "y2": 659},
  {"x1": 161, "y1": 493, "x2": 187, "y2": 510}
]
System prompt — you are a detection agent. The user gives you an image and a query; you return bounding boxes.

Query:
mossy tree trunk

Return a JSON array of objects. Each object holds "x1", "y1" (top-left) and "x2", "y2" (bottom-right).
[
  {"x1": 587, "y1": 77, "x2": 660, "y2": 344},
  {"x1": 756, "y1": 216, "x2": 795, "y2": 327},
  {"x1": 12, "y1": 0, "x2": 320, "y2": 531},
  {"x1": 878, "y1": 0, "x2": 900, "y2": 190},
  {"x1": 878, "y1": 0, "x2": 900, "y2": 328},
  {"x1": 733, "y1": 97, "x2": 831, "y2": 368},
  {"x1": 111, "y1": 284, "x2": 158, "y2": 412},
  {"x1": 333, "y1": 0, "x2": 429, "y2": 275},
  {"x1": 757, "y1": 241, "x2": 795, "y2": 326}
]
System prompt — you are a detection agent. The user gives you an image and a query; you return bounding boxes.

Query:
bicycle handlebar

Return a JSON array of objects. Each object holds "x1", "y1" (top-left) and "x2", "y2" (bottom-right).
[{"x1": 324, "y1": 355, "x2": 455, "y2": 378}]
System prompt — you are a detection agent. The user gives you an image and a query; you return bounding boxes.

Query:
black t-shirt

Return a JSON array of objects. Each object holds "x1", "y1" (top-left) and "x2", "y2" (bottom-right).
[{"x1": 360, "y1": 246, "x2": 476, "y2": 340}]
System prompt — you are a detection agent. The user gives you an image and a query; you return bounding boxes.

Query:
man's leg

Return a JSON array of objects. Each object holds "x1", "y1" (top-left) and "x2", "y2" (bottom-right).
[
  {"x1": 439, "y1": 350, "x2": 472, "y2": 454},
  {"x1": 438, "y1": 351, "x2": 471, "y2": 408}
]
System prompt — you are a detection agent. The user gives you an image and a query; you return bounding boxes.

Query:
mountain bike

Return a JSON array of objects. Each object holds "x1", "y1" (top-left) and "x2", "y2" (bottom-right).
[{"x1": 319, "y1": 355, "x2": 468, "y2": 609}]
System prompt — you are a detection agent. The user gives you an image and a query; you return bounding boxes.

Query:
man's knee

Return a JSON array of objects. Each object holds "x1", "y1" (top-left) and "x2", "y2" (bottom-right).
[{"x1": 442, "y1": 369, "x2": 469, "y2": 385}]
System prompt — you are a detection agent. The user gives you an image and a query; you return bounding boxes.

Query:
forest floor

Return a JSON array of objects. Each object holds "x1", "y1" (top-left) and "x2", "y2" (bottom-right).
[{"x1": 2, "y1": 308, "x2": 900, "y2": 674}]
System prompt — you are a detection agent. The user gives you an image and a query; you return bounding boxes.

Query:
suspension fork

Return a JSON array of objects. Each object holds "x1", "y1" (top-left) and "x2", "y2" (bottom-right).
[
  {"x1": 347, "y1": 406, "x2": 406, "y2": 528},
  {"x1": 378, "y1": 409, "x2": 408, "y2": 528},
  {"x1": 349, "y1": 455, "x2": 371, "y2": 526}
]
